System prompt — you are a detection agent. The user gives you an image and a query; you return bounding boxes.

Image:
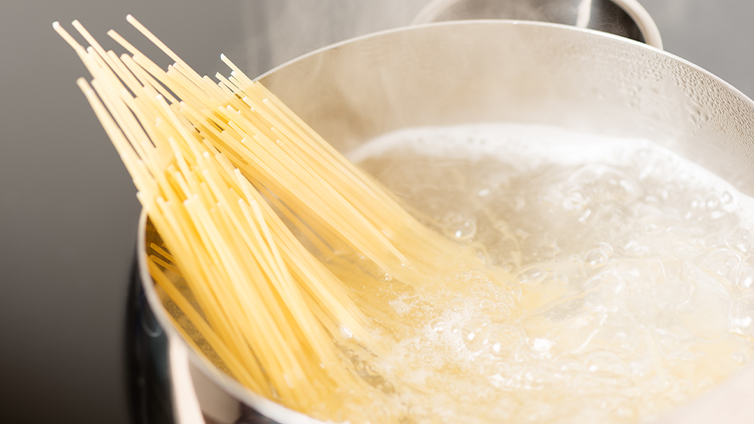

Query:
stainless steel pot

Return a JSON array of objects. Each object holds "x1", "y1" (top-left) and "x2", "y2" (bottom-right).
[{"x1": 137, "y1": 21, "x2": 754, "y2": 424}]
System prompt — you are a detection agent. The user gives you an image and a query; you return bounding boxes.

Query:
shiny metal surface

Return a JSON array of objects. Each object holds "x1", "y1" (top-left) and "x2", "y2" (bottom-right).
[
  {"x1": 139, "y1": 21, "x2": 754, "y2": 424},
  {"x1": 413, "y1": 0, "x2": 662, "y2": 48}
]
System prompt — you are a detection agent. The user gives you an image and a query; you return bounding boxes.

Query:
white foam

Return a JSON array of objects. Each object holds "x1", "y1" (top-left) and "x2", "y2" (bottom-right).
[{"x1": 347, "y1": 123, "x2": 754, "y2": 423}]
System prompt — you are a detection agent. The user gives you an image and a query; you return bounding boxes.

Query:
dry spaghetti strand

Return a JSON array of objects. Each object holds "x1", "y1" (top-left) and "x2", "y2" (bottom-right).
[{"x1": 54, "y1": 17, "x2": 506, "y2": 421}]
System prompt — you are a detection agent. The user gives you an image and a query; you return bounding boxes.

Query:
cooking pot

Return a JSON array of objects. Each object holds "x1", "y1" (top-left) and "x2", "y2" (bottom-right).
[{"x1": 136, "y1": 20, "x2": 754, "y2": 424}]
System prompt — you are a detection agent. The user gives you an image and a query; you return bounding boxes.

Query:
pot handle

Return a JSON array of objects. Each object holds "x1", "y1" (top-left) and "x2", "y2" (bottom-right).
[
  {"x1": 412, "y1": 0, "x2": 663, "y2": 50},
  {"x1": 167, "y1": 331, "x2": 206, "y2": 424},
  {"x1": 611, "y1": 0, "x2": 662, "y2": 49}
]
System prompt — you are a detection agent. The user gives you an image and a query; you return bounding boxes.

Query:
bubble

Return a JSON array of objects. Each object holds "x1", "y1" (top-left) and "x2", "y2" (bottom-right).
[
  {"x1": 456, "y1": 271, "x2": 471, "y2": 282},
  {"x1": 450, "y1": 301, "x2": 465, "y2": 312},
  {"x1": 480, "y1": 299, "x2": 496, "y2": 311},
  {"x1": 721, "y1": 191, "x2": 736, "y2": 211},
  {"x1": 585, "y1": 248, "x2": 610, "y2": 268},
  {"x1": 731, "y1": 350, "x2": 748, "y2": 365},
  {"x1": 530, "y1": 338, "x2": 556, "y2": 358},
  {"x1": 705, "y1": 193, "x2": 720, "y2": 209},
  {"x1": 432, "y1": 320, "x2": 445, "y2": 332},
  {"x1": 366, "y1": 363, "x2": 381, "y2": 377},
  {"x1": 462, "y1": 318, "x2": 490, "y2": 353},
  {"x1": 443, "y1": 213, "x2": 477, "y2": 240},
  {"x1": 730, "y1": 293, "x2": 754, "y2": 337},
  {"x1": 495, "y1": 303, "x2": 512, "y2": 318},
  {"x1": 520, "y1": 367, "x2": 551, "y2": 391},
  {"x1": 738, "y1": 266, "x2": 754, "y2": 291},
  {"x1": 699, "y1": 248, "x2": 740, "y2": 281},
  {"x1": 568, "y1": 165, "x2": 642, "y2": 204},
  {"x1": 485, "y1": 324, "x2": 524, "y2": 358},
  {"x1": 487, "y1": 373, "x2": 516, "y2": 391},
  {"x1": 624, "y1": 240, "x2": 650, "y2": 257},
  {"x1": 563, "y1": 190, "x2": 588, "y2": 211},
  {"x1": 727, "y1": 227, "x2": 754, "y2": 253},
  {"x1": 628, "y1": 357, "x2": 653, "y2": 377},
  {"x1": 517, "y1": 267, "x2": 547, "y2": 285}
]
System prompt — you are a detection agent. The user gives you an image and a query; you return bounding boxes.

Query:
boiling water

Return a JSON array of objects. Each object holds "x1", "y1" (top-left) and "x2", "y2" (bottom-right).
[{"x1": 347, "y1": 123, "x2": 754, "y2": 423}]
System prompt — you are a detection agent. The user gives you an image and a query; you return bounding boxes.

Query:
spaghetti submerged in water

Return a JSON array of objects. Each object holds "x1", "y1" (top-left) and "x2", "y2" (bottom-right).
[{"x1": 55, "y1": 17, "x2": 507, "y2": 421}]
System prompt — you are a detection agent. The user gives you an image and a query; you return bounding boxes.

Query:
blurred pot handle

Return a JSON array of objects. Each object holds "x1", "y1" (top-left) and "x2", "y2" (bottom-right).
[
  {"x1": 611, "y1": 0, "x2": 663, "y2": 49},
  {"x1": 412, "y1": 0, "x2": 663, "y2": 50}
]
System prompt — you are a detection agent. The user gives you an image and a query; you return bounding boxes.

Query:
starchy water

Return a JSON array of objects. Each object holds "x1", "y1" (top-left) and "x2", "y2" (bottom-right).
[{"x1": 345, "y1": 123, "x2": 754, "y2": 423}]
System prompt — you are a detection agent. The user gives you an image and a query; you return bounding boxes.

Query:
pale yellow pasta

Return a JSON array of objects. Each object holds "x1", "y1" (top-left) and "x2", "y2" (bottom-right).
[{"x1": 54, "y1": 17, "x2": 500, "y2": 420}]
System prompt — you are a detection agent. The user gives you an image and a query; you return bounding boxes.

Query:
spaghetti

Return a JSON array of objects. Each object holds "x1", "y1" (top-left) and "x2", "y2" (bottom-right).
[{"x1": 54, "y1": 17, "x2": 506, "y2": 421}]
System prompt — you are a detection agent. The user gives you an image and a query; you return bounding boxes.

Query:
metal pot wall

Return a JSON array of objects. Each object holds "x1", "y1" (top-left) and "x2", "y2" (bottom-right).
[{"x1": 137, "y1": 20, "x2": 754, "y2": 424}]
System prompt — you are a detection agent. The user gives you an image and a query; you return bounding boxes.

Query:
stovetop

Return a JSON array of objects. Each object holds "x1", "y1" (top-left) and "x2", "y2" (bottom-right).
[{"x1": 2, "y1": 1, "x2": 754, "y2": 423}]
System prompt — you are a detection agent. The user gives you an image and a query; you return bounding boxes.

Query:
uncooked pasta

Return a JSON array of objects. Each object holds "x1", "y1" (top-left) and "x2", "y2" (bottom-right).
[{"x1": 54, "y1": 16, "x2": 499, "y2": 421}]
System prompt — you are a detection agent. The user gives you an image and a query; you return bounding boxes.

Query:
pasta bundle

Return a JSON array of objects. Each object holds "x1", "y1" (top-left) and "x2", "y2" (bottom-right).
[{"x1": 54, "y1": 16, "x2": 492, "y2": 419}]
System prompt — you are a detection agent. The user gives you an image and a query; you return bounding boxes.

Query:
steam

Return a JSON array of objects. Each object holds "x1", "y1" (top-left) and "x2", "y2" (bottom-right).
[{"x1": 240, "y1": 0, "x2": 429, "y2": 78}]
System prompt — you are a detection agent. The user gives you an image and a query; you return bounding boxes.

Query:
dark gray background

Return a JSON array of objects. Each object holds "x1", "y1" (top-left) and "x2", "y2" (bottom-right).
[{"x1": 1, "y1": 1, "x2": 752, "y2": 423}]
